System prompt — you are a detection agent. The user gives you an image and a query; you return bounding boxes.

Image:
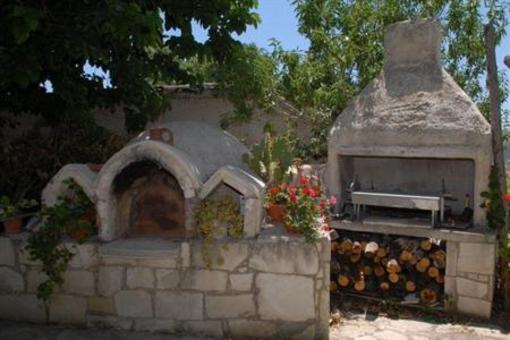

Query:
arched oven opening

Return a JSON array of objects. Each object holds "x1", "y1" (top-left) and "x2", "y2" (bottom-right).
[{"x1": 113, "y1": 160, "x2": 186, "y2": 238}]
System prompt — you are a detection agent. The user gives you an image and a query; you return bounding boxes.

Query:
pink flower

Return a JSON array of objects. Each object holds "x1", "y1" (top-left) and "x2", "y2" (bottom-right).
[{"x1": 329, "y1": 196, "x2": 337, "y2": 206}]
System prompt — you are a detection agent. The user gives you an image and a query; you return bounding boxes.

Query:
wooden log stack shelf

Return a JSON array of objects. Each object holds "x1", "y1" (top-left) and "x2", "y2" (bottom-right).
[{"x1": 330, "y1": 231, "x2": 446, "y2": 306}]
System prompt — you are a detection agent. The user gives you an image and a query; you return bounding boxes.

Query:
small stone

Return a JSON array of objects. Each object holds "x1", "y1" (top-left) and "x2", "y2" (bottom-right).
[
  {"x1": 62, "y1": 270, "x2": 95, "y2": 296},
  {"x1": 206, "y1": 294, "x2": 256, "y2": 318},
  {"x1": 26, "y1": 269, "x2": 49, "y2": 293},
  {"x1": 181, "y1": 242, "x2": 190, "y2": 267},
  {"x1": 256, "y1": 273, "x2": 314, "y2": 322},
  {"x1": 182, "y1": 269, "x2": 228, "y2": 292},
  {"x1": 50, "y1": 295, "x2": 87, "y2": 324},
  {"x1": 114, "y1": 290, "x2": 152, "y2": 318},
  {"x1": 87, "y1": 296, "x2": 114, "y2": 314},
  {"x1": 98, "y1": 266, "x2": 123, "y2": 296},
  {"x1": 249, "y1": 241, "x2": 319, "y2": 275},
  {"x1": 126, "y1": 267, "x2": 154, "y2": 289},
  {"x1": 291, "y1": 325, "x2": 315, "y2": 340},
  {"x1": 87, "y1": 315, "x2": 133, "y2": 330},
  {"x1": 181, "y1": 321, "x2": 223, "y2": 338},
  {"x1": 456, "y1": 277, "x2": 488, "y2": 299},
  {"x1": 0, "y1": 267, "x2": 24, "y2": 292},
  {"x1": 155, "y1": 269, "x2": 180, "y2": 289},
  {"x1": 17, "y1": 246, "x2": 40, "y2": 266},
  {"x1": 191, "y1": 242, "x2": 248, "y2": 270},
  {"x1": 229, "y1": 273, "x2": 253, "y2": 291},
  {"x1": 457, "y1": 243, "x2": 496, "y2": 275},
  {"x1": 68, "y1": 243, "x2": 98, "y2": 269},
  {"x1": 0, "y1": 294, "x2": 46, "y2": 323},
  {"x1": 155, "y1": 291, "x2": 203, "y2": 320},
  {"x1": 457, "y1": 296, "x2": 492, "y2": 319},
  {"x1": 133, "y1": 319, "x2": 178, "y2": 332},
  {"x1": 0, "y1": 237, "x2": 16, "y2": 266},
  {"x1": 228, "y1": 320, "x2": 278, "y2": 338}
]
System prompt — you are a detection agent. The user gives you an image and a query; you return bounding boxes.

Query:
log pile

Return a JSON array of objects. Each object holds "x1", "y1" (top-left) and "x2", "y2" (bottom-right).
[{"x1": 330, "y1": 233, "x2": 446, "y2": 306}]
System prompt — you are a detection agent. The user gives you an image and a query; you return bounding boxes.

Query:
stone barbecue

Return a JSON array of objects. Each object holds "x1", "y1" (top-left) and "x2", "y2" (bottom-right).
[
  {"x1": 327, "y1": 19, "x2": 492, "y2": 229},
  {"x1": 327, "y1": 19, "x2": 497, "y2": 319}
]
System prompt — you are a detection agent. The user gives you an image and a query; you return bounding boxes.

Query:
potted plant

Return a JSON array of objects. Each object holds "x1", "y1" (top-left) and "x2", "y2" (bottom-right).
[
  {"x1": 269, "y1": 176, "x2": 336, "y2": 242},
  {"x1": 0, "y1": 196, "x2": 37, "y2": 234},
  {"x1": 265, "y1": 184, "x2": 290, "y2": 223}
]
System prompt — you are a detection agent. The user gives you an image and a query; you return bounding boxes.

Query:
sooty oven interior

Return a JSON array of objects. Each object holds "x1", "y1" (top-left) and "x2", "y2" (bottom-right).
[{"x1": 113, "y1": 160, "x2": 186, "y2": 238}]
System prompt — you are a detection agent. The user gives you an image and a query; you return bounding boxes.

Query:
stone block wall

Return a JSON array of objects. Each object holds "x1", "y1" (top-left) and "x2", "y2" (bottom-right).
[
  {"x1": 0, "y1": 233, "x2": 330, "y2": 339},
  {"x1": 444, "y1": 240, "x2": 497, "y2": 319}
]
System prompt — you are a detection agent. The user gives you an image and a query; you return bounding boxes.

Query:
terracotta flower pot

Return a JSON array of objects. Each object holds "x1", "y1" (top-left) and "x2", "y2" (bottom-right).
[
  {"x1": 149, "y1": 128, "x2": 163, "y2": 141},
  {"x1": 4, "y1": 217, "x2": 23, "y2": 234},
  {"x1": 70, "y1": 228, "x2": 88, "y2": 242},
  {"x1": 149, "y1": 128, "x2": 173, "y2": 144},
  {"x1": 266, "y1": 204, "x2": 286, "y2": 223}
]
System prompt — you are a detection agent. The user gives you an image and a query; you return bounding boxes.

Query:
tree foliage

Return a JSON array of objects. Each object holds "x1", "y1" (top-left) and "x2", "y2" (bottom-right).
[
  {"x1": 218, "y1": 0, "x2": 508, "y2": 160},
  {"x1": 0, "y1": 0, "x2": 260, "y2": 131}
]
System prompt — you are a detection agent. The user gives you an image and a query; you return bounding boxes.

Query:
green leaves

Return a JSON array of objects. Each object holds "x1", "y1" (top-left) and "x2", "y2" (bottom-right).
[
  {"x1": 1, "y1": 1, "x2": 259, "y2": 131},
  {"x1": 10, "y1": 5, "x2": 40, "y2": 44},
  {"x1": 244, "y1": 128, "x2": 295, "y2": 184}
]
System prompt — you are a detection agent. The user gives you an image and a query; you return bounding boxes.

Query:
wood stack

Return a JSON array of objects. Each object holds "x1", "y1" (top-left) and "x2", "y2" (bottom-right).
[{"x1": 330, "y1": 234, "x2": 446, "y2": 306}]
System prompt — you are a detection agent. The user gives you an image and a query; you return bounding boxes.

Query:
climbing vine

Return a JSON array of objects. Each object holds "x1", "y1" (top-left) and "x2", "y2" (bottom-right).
[{"x1": 26, "y1": 179, "x2": 96, "y2": 301}]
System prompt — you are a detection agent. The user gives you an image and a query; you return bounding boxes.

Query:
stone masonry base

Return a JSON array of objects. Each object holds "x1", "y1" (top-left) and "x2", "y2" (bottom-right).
[{"x1": 0, "y1": 231, "x2": 330, "y2": 339}]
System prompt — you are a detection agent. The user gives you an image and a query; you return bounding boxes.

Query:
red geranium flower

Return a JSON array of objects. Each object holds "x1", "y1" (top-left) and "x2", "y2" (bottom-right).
[
  {"x1": 504, "y1": 193, "x2": 510, "y2": 203},
  {"x1": 309, "y1": 188, "x2": 317, "y2": 197},
  {"x1": 289, "y1": 193, "x2": 297, "y2": 202},
  {"x1": 270, "y1": 187, "x2": 279, "y2": 195},
  {"x1": 299, "y1": 176, "x2": 309, "y2": 185}
]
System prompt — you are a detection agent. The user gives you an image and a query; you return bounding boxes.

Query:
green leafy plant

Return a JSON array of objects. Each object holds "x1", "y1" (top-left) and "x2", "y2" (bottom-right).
[
  {"x1": 194, "y1": 197, "x2": 243, "y2": 269},
  {"x1": 1, "y1": 1, "x2": 260, "y2": 131},
  {"x1": 244, "y1": 124, "x2": 294, "y2": 184},
  {"x1": 0, "y1": 196, "x2": 37, "y2": 220},
  {"x1": 26, "y1": 179, "x2": 96, "y2": 301},
  {"x1": 481, "y1": 166, "x2": 506, "y2": 230},
  {"x1": 0, "y1": 118, "x2": 126, "y2": 203}
]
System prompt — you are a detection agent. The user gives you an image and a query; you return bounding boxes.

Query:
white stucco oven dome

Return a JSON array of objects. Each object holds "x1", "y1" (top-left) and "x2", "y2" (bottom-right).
[{"x1": 43, "y1": 121, "x2": 264, "y2": 242}]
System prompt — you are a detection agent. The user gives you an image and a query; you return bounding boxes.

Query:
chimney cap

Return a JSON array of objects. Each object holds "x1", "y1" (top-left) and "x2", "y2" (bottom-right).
[{"x1": 384, "y1": 18, "x2": 442, "y2": 72}]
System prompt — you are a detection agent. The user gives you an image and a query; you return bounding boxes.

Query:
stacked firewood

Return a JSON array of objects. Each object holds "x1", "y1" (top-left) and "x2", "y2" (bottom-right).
[{"x1": 330, "y1": 233, "x2": 446, "y2": 305}]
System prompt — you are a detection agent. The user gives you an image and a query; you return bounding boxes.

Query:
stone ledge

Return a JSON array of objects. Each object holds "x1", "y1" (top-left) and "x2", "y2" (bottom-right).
[
  {"x1": 99, "y1": 238, "x2": 180, "y2": 258},
  {"x1": 333, "y1": 220, "x2": 496, "y2": 243}
]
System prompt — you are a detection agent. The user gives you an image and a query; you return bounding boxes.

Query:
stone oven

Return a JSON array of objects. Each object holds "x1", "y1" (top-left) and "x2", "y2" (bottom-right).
[
  {"x1": 10, "y1": 120, "x2": 330, "y2": 338},
  {"x1": 327, "y1": 19, "x2": 497, "y2": 319},
  {"x1": 94, "y1": 121, "x2": 254, "y2": 241},
  {"x1": 327, "y1": 19, "x2": 492, "y2": 228}
]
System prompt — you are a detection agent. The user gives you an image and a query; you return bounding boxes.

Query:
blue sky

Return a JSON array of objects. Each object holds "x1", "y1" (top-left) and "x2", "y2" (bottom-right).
[
  {"x1": 221, "y1": 0, "x2": 510, "y2": 111},
  {"x1": 85, "y1": 0, "x2": 510, "y2": 108}
]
